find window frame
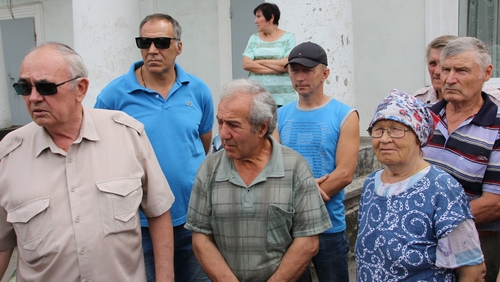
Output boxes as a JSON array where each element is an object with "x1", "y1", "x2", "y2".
[{"x1": 426, "y1": 0, "x2": 500, "y2": 88}]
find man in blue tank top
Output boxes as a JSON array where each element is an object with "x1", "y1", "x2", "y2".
[{"x1": 274, "y1": 42, "x2": 360, "y2": 282}]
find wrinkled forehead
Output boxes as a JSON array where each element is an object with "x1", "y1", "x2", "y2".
[
  {"x1": 441, "y1": 50, "x2": 478, "y2": 65},
  {"x1": 20, "y1": 48, "x2": 67, "y2": 81},
  {"x1": 218, "y1": 96, "x2": 251, "y2": 117}
]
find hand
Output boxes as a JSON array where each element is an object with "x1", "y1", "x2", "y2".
[{"x1": 315, "y1": 175, "x2": 330, "y2": 202}]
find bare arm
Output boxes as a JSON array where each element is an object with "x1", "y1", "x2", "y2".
[
  {"x1": 320, "y1": 112, "x2": 360, "y2": 198},
  {"x1": 0, "y1": 249, "x2": 14, "y2": 280},
  {"x1": 192, "y1": 232, "x2": 238, "y2": 282},
  {"x1": 469, "y1": 192, "x2": 500, "y2": 227},
  {"x1": 147, "y1": 211, "x2": 174, "y2": 282},
  {"x1": 456, "y1": 262, "x2": 486, "y2": 282},
  {"x1": 267, "y1": 236, "x2": 319, "y2": 282},
  {"x1": 316, "y1": 174, "x2": 330, "y2": 202},
  {"x1": 200, "y1": 131, "x2": 212, "y2": 155},
  {"x1": 242, "y1": 56, "x2": 284, "y2": 75},
  {"x1": 254, "y1": 57, "x2": 289, "y2": 73}
]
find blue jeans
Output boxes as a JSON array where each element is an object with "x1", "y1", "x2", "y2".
[
  {"x1": 312, "y1": 230, "x2": 350, "y2": 282},
  {"x1": 142, "y1": 225, "x2": 209, "y2": 282}
]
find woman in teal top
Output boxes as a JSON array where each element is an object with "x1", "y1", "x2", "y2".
[{"x1": 242, "y1": 3, "x2": 297, "y2": 106}]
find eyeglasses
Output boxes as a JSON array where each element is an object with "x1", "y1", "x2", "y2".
[
  {"x1": 135, "y1": 37, "x2": 179, "y2": 49},
  {"x1": 368, "y1": 126, "x2": 410, "y2": 138},
  {"x1": 12, "y1": 76, "x2": 81, "y2": 96}
]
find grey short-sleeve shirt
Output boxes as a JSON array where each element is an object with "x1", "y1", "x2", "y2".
[{"x1": 185, "y1": 137, "x2": 332, "y2": 281}]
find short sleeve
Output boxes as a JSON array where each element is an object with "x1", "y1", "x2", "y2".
[
  {"x1": 436, "y1": 219, "x2": 484, "y2": 268},
  {"x1": 185, "y1": 162, "x2": 213, "y2": 234},
  {"x1": 290, "y1": 157, "x2": 332, "y2": 237},
  {"x1": 242, "y1": 34, "x2": 258, "y2": 60}
]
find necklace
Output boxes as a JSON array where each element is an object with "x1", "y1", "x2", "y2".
[{"x1": 140, "y1": 65, "x2": 147, "y2": 88}]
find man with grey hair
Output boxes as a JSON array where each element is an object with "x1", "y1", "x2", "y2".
[
  {"x1": 423, "y1": 37, "x2": 500, "y2": 282},
  {"x1": 0, "y1": 42, "x2": 175, "y2": 281},
  {"x1": 95, "y1": 13, "x2": 213, "y2": 281},
  {"x1": 414, "y1": 35, "x2": 500, "y2": 107},
  {"x1": 185, "y1": 79, "x2": 332, "y2": 281}
]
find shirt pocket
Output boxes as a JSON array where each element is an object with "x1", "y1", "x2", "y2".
[
  {"x1": 267, "y1": 204, "x2": 295, "y2": 247},
  {"x1": 6, "y1": 197, "x2": 58, "y2": 264},
  {"x1": 96, "y1": 178, "x2": 143, "y2": 237}
]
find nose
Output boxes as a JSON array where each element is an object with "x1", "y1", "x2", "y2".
[
  {"x1": 218, "y1": 123, "x2": 231, "y2": 140},
  {"x1": 27, "y1": 85, "x2": 43, "y2": 102},
  {"x1": 379, "y1": 130, "x2": 393, "y2": 142},
  {"x1": 443, "y1": 70, "x2": 457, "y2": 85},
  {"x1": 254, "y1": 17, "x2": 258, "y2": 24},
  {"x1": 295, "y1": 71, "x2": 305, "y2": 81},
  {"x1": 434, "y1": 63, "x2": 441, "y2": 76},
  {"x1": 147, "y1": 43, "x2": 159, "y2": 53}
]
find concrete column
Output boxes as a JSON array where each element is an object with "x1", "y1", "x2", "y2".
[
  {"x1": 0, "y1": 27, "x2": 12, "y2": 129},
  {"x1": 272, "y1": 0, "x2": 356, "y2": 107},
  {"x1": 72, "y1": 0, "x2": 143, "y2": 108}
]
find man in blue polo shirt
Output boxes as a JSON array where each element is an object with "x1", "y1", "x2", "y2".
[
  {"x1": 95, "y1": 14, "x2": 213, "y2": 282},
  {"x1": 423, "y1": 37, "x2": 500, "y2": 282}
]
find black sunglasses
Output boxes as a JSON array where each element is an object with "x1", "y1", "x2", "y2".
[
  {"x1": 13, "y1": 76, "x2": 81, "y2": 96},
  {"x1": 135, "y1": 37, "x2": 179, "y2": 49}
]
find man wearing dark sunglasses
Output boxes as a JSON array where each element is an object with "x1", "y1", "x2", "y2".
[
  {"x1": 95, "y1": 13, "x2": 213, "y2": 282},
  {"x1": 0, "y1": 42, "x2": 175, "y2": 281}
]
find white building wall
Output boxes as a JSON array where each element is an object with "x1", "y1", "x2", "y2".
[
  {"x1": 156, "y1": 0, "x2": 222, "y2": 105},
  {"x1": 0, "y1": 27, "x2": 11, "y2": 129},
  {"x1": 351, "y1": 0, "x2": 426, "y2": 135},
  {"x1": 275, "y1": 0, "x2": 356, "y2": 107},
  {"x1": 73, "y1": 0, "x2": 142, "y2": 108}
]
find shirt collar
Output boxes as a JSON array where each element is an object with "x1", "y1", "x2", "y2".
[
  {"x1": 128, "y1": 61, "x2": 189, "y2": 94},
  {"x1": 430, "y1": 92, "x2": 498, "y2": 126},
  {"x1": 35, "y1": 108, "x2": 100, "y2": 157},
  {"x1": 215, "y1": 137, "x2": 285, "y2": 186}
]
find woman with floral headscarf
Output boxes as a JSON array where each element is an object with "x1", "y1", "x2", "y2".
[{"x1": 355, "y1": 89, "x2": 485, "y2": 281}]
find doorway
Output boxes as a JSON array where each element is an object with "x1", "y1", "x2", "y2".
[
  {"x1": 230, "y1": 0, "x2": 261, "y2": 79},
  {"x1": 0, "y1": 17, "x2": 36, "y2": 126}
]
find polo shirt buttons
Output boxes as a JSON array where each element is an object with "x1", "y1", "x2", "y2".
[
  {"x1": 75, "y1": 216, "x2": 80, "y2": 223},
  {"x1": 79, "y1": 248, "x2": 85, "y2": 255}
]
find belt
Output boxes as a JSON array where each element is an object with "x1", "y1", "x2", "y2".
[{"x1": 478, "y1": 230, "x2": 500, "y2": 237}]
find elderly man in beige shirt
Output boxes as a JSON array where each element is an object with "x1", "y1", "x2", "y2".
[{"x1": 0, "y1": 42, "x2": 175, "y2": 281}]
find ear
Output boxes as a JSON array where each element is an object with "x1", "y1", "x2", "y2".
[
  {"x1": 258, "y1": 122, "x2": 269, "y2": 138},
  {"x1": 483, "y1": 63, "x2": 493, "y2": 82},
  {"x1": 75, "y1": 78, "x2": 89, "y2": 103},
  {"x1": 176, "y1": 41, "x2": 183, "y2": 56},
  {"x1": 322, "y1": 67, "x2": 330, "y2": 82}
]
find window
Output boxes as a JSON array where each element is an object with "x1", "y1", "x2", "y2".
[{"x1": 459, "y1": 0, "x2": 500, "y2": 85}]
